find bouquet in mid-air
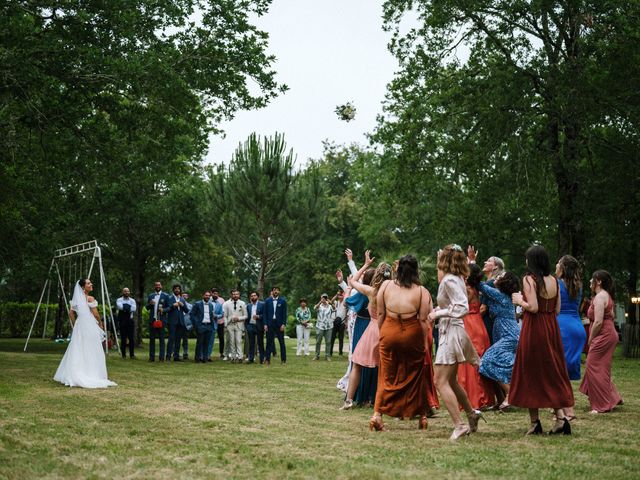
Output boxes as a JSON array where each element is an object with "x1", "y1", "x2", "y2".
[{"x1": 335, "y1": 102, "x2": 356, "y2": 122}]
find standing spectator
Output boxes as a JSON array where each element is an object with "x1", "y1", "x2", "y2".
[
  {"x1": 223, "y1": 289, "x2": 247, "y2": 363},
  {"x1": 211, "y1": 288, "x2": 226, "y2": 359},
  {"x1": 146, "y1": 281, "x2": 170, "y2": 362},
  {"x1": 580, "y1": 270, "x2": 623, "y2": 413},
  {"x1": 180, "y1": 292, "x2": 193, "y2": 360},
  {"x1": 191, "y1": 291, "x2": 215, "y2": 363},
  {"x1": 246, "y1": 291, "x2": 265, "y2": 364},
  {"x1": 116, "y1": 287, "x2": 137, "y2": 359},
  {"x1": 264, "y1": 286, "x2": 288, "y2": 365},
  {"x1": 510, "y1": 245, "x2": 574, "y2": 435},
  {"x1": 166, "y1": 284, "x2": 189, "y2": 362},
  {"x1": 330, "y1": 290, "x2": 347, "y2": 356},
  {"x1": 314, "y1": 294, "x2": 334, "y2": 361},
  {"x1": 295, "y1": 298, "x2": 312, "y2": 356},
  {"x1": 205, "y1": 293, "x2": 224, "y2": 361}
]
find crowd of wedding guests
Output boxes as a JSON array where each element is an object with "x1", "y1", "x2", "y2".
[
  {"x1": 334, "y1": 245, "x2": 624, "y2": 440},
  {"x1": 115, "y1": 284, "x2": 349, "y2": 366}
]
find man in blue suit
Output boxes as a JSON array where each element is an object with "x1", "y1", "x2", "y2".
[
  {"x1": 190, "y1": 290, "x2": 215, "y2": 363},
  {"x1": 264, "y1": 286, "x2": 287, "y2": 365},
  {"x1": 166, "y1": 284, "x2": 189, "y2": 361},
  {"x1": 146, "y1": 281, "x2": 170, "y2": 362},
  {"x1": 245, "y1": 291, "x2": 265, "y2": 364}
]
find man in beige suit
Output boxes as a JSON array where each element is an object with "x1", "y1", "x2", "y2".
[{"x1": 223, "y1": 289, "x2": 248, "y2": 364}]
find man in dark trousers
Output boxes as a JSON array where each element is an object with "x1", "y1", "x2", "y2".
[
  {"x1": 166, "y1": 284, "x2": 189, "y2": 361},
  {"x1": 245, "y1": 291, "x2": 265, "y2": 364},
  {"x1": 116, "y1": 287, "x2": 137, "y2": 359},
  {"x1": 190, "y1": 290, "x2": 215, "y2": 363},
  {"x1": 146, "y1": 281, "x2": 170, "y2": 362},
  {"x1": 264, "y1": 286, "x2": 287, "y2": 365}
]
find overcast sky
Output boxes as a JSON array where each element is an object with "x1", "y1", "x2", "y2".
[{"x1": 205, "y1": 0, "x2": 400, "y2": 167}]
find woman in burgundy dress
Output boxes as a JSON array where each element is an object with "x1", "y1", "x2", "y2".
[
  {"x1": 580, "y1": 270, "x2": 623, "y2": 413},
  {"x1": 510, "y1": 245, "x2": 574, "y2": 435}
]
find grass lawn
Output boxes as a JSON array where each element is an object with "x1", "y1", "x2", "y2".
[{"x1": 0, "y1": 338, "x2": 638, "y2": 479}]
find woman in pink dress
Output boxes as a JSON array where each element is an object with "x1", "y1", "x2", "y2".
[
  {"x1": 341, "y1": 259, "x2": 392, "y2": 409},
  {"x1": 580, "y1": 270, "x2": 623, "y2": 413}
]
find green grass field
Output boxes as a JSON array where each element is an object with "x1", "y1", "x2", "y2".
[{"x1": 0, "y1": 338, "x2": 638, "y2": 479}]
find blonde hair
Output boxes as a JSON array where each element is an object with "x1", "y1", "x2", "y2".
[
  {"x1": 371, "y1": 262, "x2": 393, "y2": 295},
  {"x1": 437, "y1": 244, "x2": 470, "y2": 277}
]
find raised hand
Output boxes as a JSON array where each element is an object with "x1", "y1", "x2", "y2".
[
  {"x1": 364, "y1": 249, "x2": 375, "y2": 266},
  {"x1": 467, "y1": 245, "x2": 478, "y2": 262},
  {"x1": 344, "y1": 248, "x2": 353, "y2": 262},
  {"x1": 336, "y1": 269, "x2": 344, "y2": 283}
]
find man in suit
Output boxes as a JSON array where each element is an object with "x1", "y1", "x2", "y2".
[
  {"x1": 211, "y1": 288, "x2": 226, "y2": 358},
  {"x1": 166, "y1": 284, "x2": 189, "y2": 361},
  {"x1": 223, "y1": 289, "x2": 247, "y2": 363},
  {"x1": 190, "y1": 290, "x2": 215, "y2": 363},
  {"x1": 146, "y1": 281, "x2": 170, "y2": 362},
  {"x1": 206, "y1": 292, "x2": 224, "y2": 361},
  {"x1": 264, "y1": 286, "x2": 287, "y2": 365},
  {"x1": 180, "y1": 292, "x2": 193, "y2": 360},
  {"x1": 245, "y1": 291, "x2": 265, "y2": 364},
  {"x1": 116, "y1": 287, "x2": 137, "y2": 359}
]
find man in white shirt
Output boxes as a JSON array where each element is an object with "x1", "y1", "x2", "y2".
[
  {"x1": 116, "y1": 287, "x2": 137, "y2": 359},
  {"x1": 223, "y1": 289, "x2": 248, "y2": 363}
]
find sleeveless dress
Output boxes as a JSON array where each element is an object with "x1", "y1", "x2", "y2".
[
  {"x1": 350, "y1": 302, "x2": 378, "y2": 405},
  {"x1": 351, "y1": 304, "x2": 380, "y2": 368},
  {"x1": 54, "y1": 300, "x2": 117, "y2": 388},
  {"x1": 509, "y1": 278, "x2": 573, "y2": 408},
  {"x1": 457, "y1": 297, "x2": 495, "y2": 409},
  {"x1": 375, "y1": 287, "x2": 427, "y2": 418},
  {"x1": 434, "y1": 274, "x2": 479, "y2": 365},
  {"x1": 579, "y1": 297, "x2": 622, "y2": 412},
  {"x1": 557, "y1": 280, "x2": 586, "y2": 380},
  {"x1": 478, "y1": 282, "x2": 520, "y2": 384}
]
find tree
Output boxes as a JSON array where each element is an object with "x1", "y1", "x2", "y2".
[
  {"x1": 212, "y1": 133, "x2": 321, "y2": 297},
  {"x1": 379, "y1": 0, "x2": 640, "y2": 263}
]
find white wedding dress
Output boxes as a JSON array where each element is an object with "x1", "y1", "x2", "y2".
[{"x1": 54, "y1": 283, "x2": 117, "y2": 388}]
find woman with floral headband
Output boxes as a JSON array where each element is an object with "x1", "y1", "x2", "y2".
[{"x1": 429, "y1": 244, "x2": 484, "y2": 441}]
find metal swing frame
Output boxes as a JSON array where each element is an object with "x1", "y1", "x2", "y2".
[{"x1": 24, "y1": 240, "x2": 119, "y2": 353}]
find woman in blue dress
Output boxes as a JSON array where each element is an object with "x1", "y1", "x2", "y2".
[
  {"x1": 477, "y1": 272, "x2": 521, "y2": 410},
  {"x1": 555, "y1": 255, "x2": 586, "y2": 420}
]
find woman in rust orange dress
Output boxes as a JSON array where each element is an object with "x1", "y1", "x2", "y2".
[
  {"x1": 457, "y1": 263, "x2": 494, "y2": 410},
  {"x1": 369, "y1": 255, "x2": 433, "y2": 431},
  {"x1": 510, "y1": 245, "x2": 574, "y2": 435}
]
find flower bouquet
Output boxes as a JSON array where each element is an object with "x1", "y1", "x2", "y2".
[{"x1": 335, "y1": 102, "x2": 356, "y2": 122}]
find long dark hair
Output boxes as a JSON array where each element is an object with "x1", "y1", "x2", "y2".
[
  {"x1": 592, "y1": 270, "x2": 615, "y2": 301},
  {"x1": 558, "y1": 255, "x2": 582, "y2": 300},
  {"x1": 466, "y1": 263, "x2": 483, "y2": 291},
  {"x1": 78, "y1": 278, "x2": 90, "y2": 289},
  {"x1": 495, "y1": 272, "x2": 521, "y2": 296},
  {"x1": 396, "y1": 255, "x2": 421, "y2": 288},
  {"x1": 525, "y1": 245, "x2": 551, "y2": 295}
]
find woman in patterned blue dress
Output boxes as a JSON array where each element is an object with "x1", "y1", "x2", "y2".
[{"x1": 478, "y1": 272, "x2": 521, "y2": 410}]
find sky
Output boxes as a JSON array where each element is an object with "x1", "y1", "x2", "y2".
[{"x1": 204, "y1": 0, "x2": 401, "y2": 167}]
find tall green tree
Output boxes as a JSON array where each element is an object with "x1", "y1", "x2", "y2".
[{"x1": 213, "y1": 133, "x2": 321, "y2": 297}]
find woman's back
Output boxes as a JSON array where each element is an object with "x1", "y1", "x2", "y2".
[
  {"x1": 383, "y1": 282, "x2": 424, "y2": 318},
  {"x1": 558, "y1": 280, "x2": 581, "y2": 317}
]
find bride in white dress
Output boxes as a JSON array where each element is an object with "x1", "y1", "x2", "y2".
[{"x1": 54, "y1": 279, "x2": 117, "y2": 388}]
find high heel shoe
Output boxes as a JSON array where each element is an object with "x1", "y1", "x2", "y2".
[
  {"x1": 548, "y1": 418, "x2": 571, "y2": 435},
  {"x1": 525, "y1": 419, "x2": 543, "y2": 435},
  {"x1": 467, "y1": 409, "x2": 487, "y2": 433},
  {"x1": 449, "y1": 424, "x2": 470, "y2": 442},
  {"x1": 369, "y1": 415, "x2": 386, "y2": 432},
  {"x1": 418, "y1": 415, "x2": 428, "y2": 430}
]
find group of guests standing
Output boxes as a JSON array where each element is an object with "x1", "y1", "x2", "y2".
[
  {"x1": 128, "y1": 283, "x2": 288, "y2": 365},
  {"x1": 294, "y1": 291, "x2": 347, "y2": 360},
  {"x1": 336, "y1": 245, "x2": 623, "y2": 440}
]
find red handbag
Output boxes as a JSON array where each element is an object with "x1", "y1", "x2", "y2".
[{"x1": 152, "y1": 320, "x2": 163, "y2": 329}]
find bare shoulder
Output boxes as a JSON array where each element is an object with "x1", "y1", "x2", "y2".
[{"x1": 87, "y1": 295, "x2": 96, "y2": 303}]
